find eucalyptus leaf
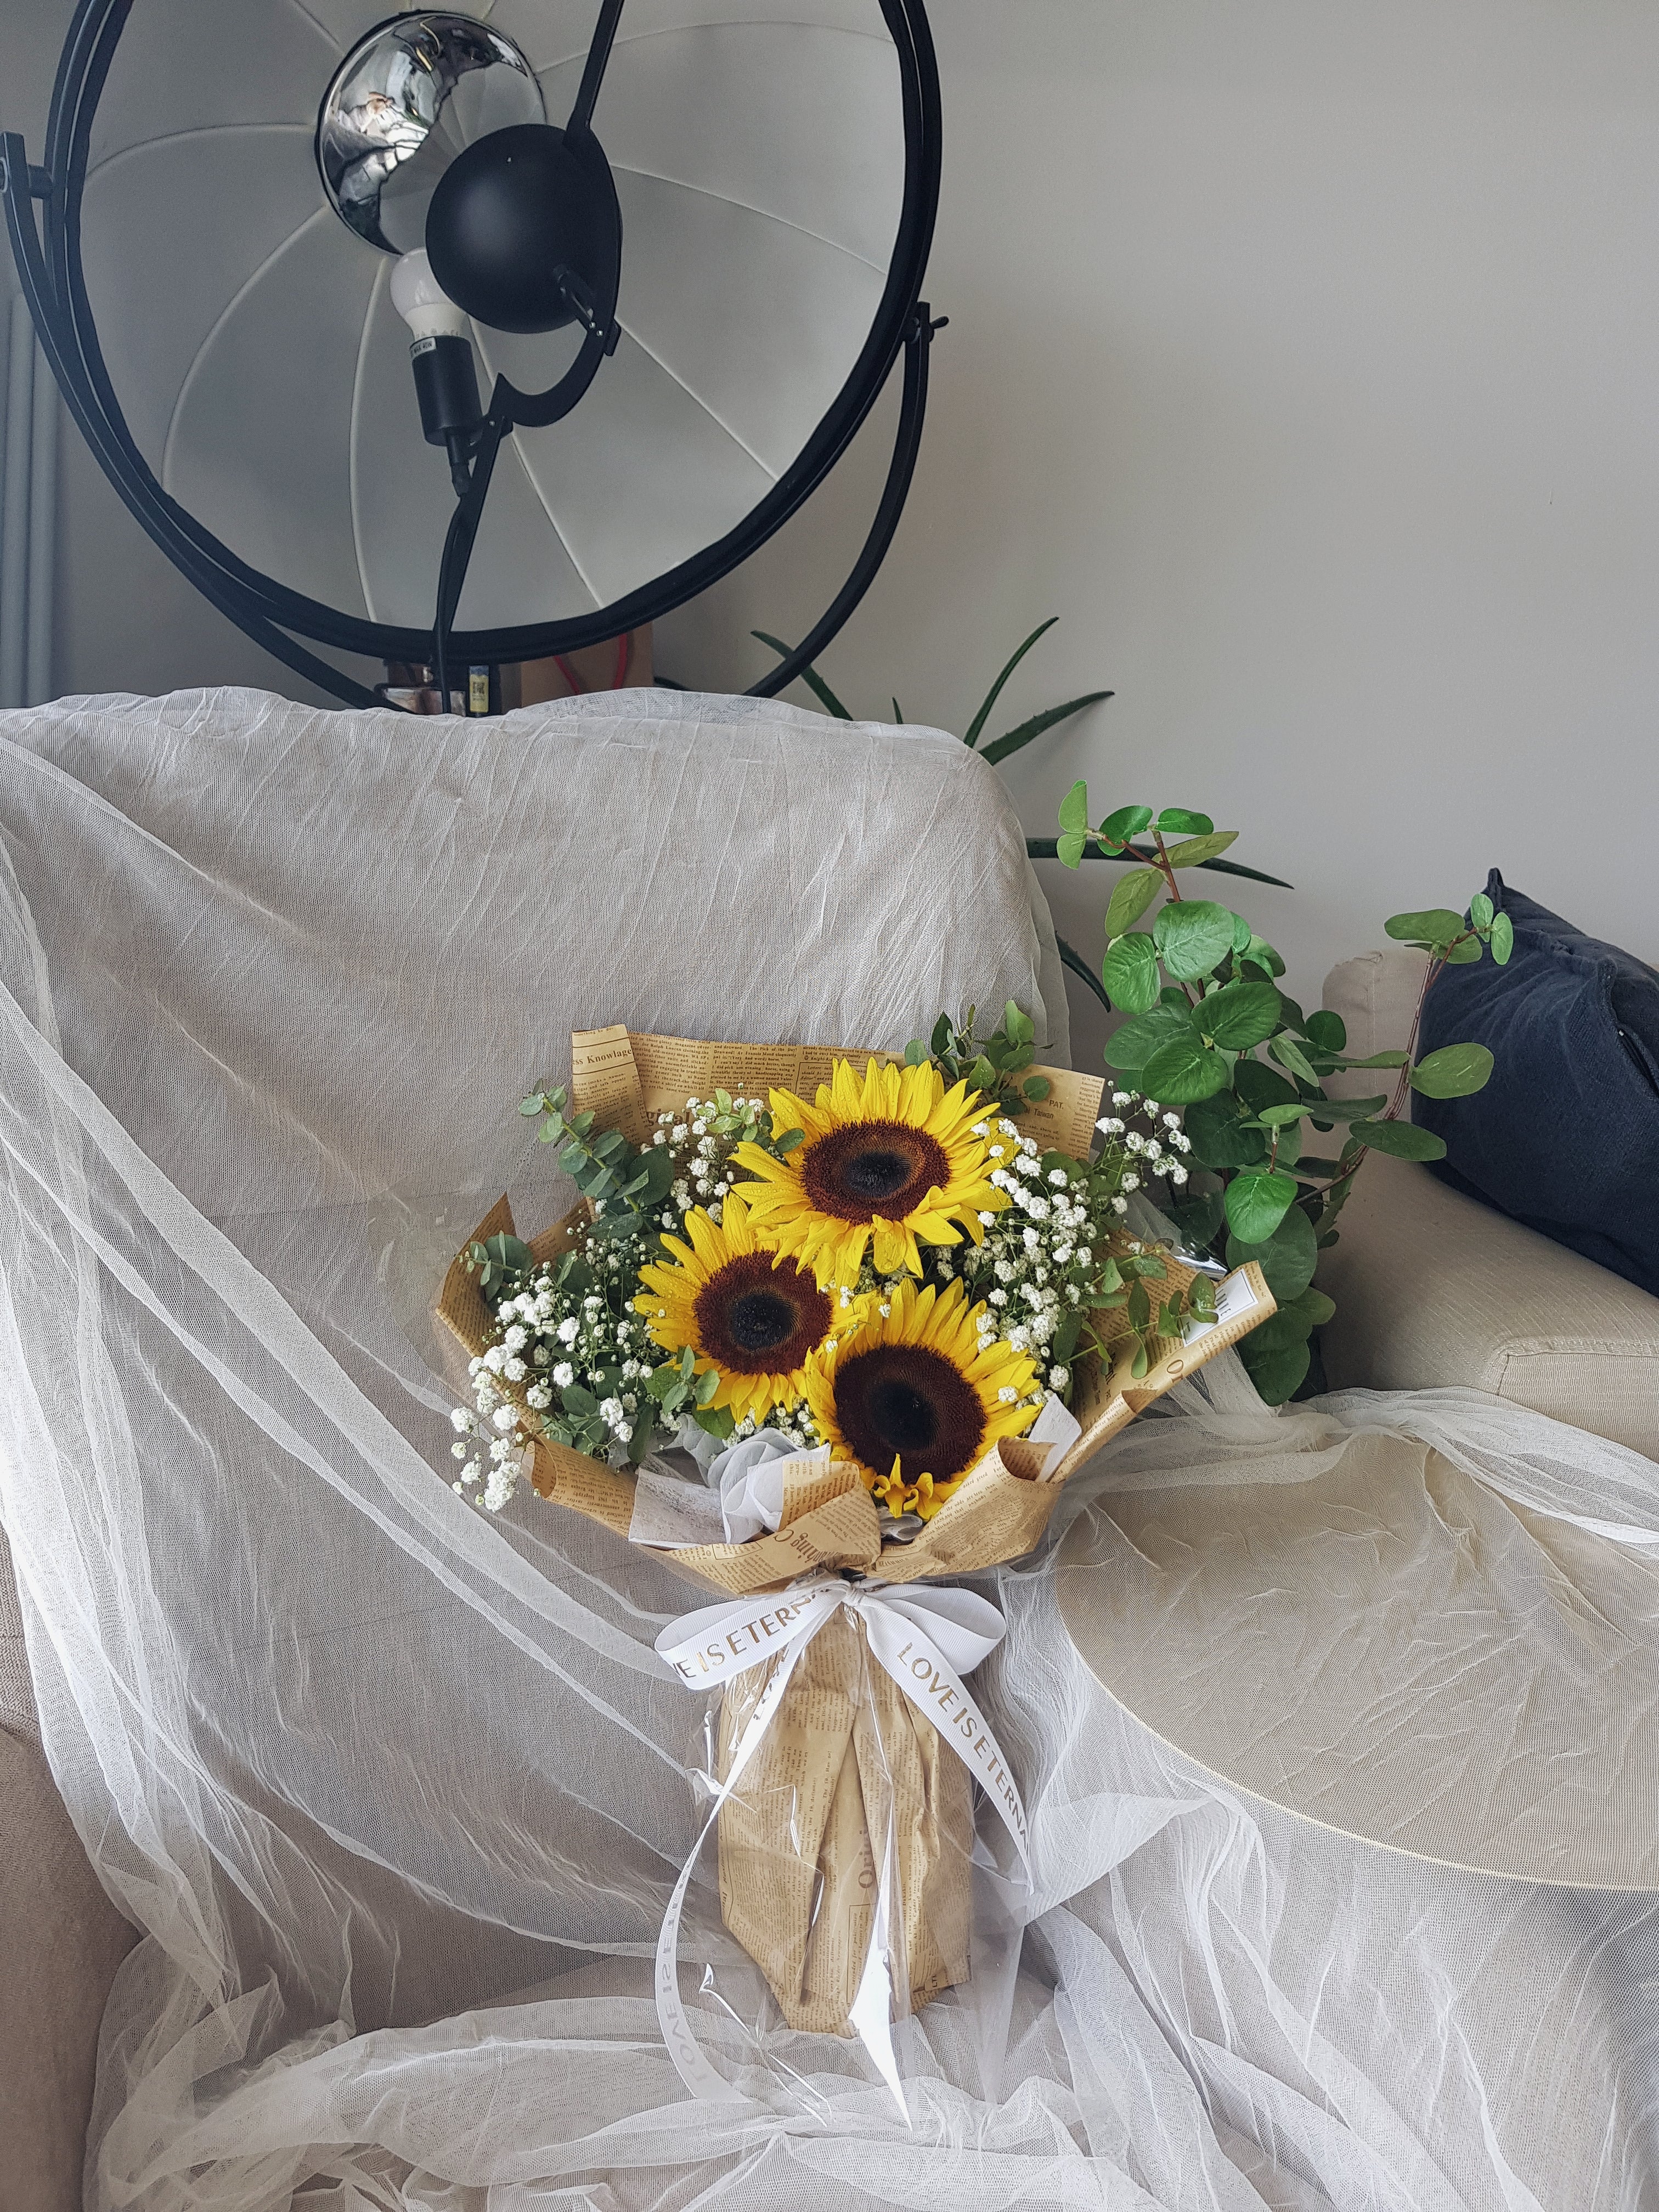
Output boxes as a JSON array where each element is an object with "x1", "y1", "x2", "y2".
[
  {"x1": 1227, "y1": 1203, "x2": 1317, "y2": 1302},
  {"x1": 1232, "y1": 1059, "x2": 1299, "y2": 1115},
  {"x1": 1385, "y1": 908, "x2": 1465, "y2": 945},
  {"x1": 1289, "y1": 1286, "x2": 1338, "y2": 1329},
  {"x1": 1195, "y1": 978, "x2": 1282, "y2": 1050},
  {"x1": 1239, "y1": 1337, "x2": 1312, "y2": 1406},
  {"x1": 1171, "y1": 1186, "x2": 1227, "y2": 1248},
  {"x1": 1224, "y1": 1169, "x2": 1299, "y2": 1244},
  {"x1": 1101, "y1": 932, "x2": 1160, "y2": 1013},
  {"x1": 1163, "y1": 831, "x2": 1238, "y2": 867},
  {"x1": 1302, "y1": 1008, "x2": 1347, "y2": 1054},
  {"x1": 1243, "y1": 1306, "x2": 1319, "y2": 1356},
  {"x1": 1268, "y1": 1032, "x2": 1320, "y2": 1086},
  {"x1": 1304, "y1": 1094, "x2": 1389, "y2": 1122},
  {"x1": 1139, "y1": 1033, "x2": 1232, "y2": 1104},
  {"x1": 1492, "y1": 912, "x2": 1514, "y2": 964},
  {"x1": 1153, "y1": 899, "x2": 1236, "y2": 981},
  {"x1": 1410, "y1": 1041, "x2": 1495, "y2": 1099},
  {"x1": 1102, "y1": 867, "x2": 1163, "y2": 939},
  {"x1": 1099, "y1": 804, "x2": 1154, "y2": 847},
  {"x1": 1156, "y1": 808, "x2": 1215, "y2": 836},
  {"x1": 1351, "y1": 1118, "x2": 1448, "y2": 1161},
  {"x1": 1470, "y1": 891, "x2": 1494, "y2": 928},
  {"x1": 1057, "y1": 831, "x2": 1088, "y2": 869},
  {"x1": 1058, "y1": 779, "x2": 1091, "y2": 833},
  {"x1": 1241, "y1": 934, "x2": 1286, "y2": 978},
  {"x1": 1104, "y1": 1000, "x2": 1195, "y2": 1074},
  {"x1": 1182, "y1": 1094, "x2": 1268, "y2": 1171}
]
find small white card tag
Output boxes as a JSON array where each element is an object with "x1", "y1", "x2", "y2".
[
  {"x1": 629, "y1": 1469, "x2": 728, "y2": 1550},
  {"x1": 1028, "y1": 1391, "x2": 1083, "y2": 1478}
]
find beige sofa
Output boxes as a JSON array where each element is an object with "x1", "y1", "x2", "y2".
[
  {"x1": 4, "y1": 947, "x2": 1655, "y2": 2209},
  {"x1": 1319, "y1": 948, "x2": 1659, "y2": 1456}
]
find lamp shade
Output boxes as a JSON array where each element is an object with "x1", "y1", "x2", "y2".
[{"x1": 48, "y1": 0, "x2": 933, "y2": 665}]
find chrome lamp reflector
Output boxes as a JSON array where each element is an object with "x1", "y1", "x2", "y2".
[{"x1": 2, "y1": 1, "x2": 941, "y2": 708}]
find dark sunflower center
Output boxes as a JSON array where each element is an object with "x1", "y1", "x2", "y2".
[
  {"x1": 799, "y1": 1120, "x2": 951, "y2": 1224},
  {"x1": 725, "y1": 1289, "x2": 797, "y2": 1354},
  {"x1": 692, "y1": 1251, "x2": 832, "y2": 1375},
  {"x1": 834, "y1": 1343, "x2": 987, "y2": 1491}
]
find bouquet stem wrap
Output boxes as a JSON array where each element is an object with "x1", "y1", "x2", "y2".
[{"x1": 656, "y1": 1578, "x2": 1026, "y2": 2102}]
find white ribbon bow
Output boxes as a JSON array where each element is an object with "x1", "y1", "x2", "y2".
[{"x1": 653, "y1": 1576, "x2": 1030, "y2": 2112}]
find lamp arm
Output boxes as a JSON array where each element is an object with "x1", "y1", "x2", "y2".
[
  {"x1": 431, "y1": 417, "x2": 506, "y2": 709},
  {"x1": 567, "y1": 0, "x2": 628, "y2": 139},
  {"x1": 747, "y1": 305, "x2": 944, "y2": 700}
]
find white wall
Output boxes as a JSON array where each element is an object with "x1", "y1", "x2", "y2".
[
  {"x1": 5, "y1": 2, "x2": 1657, "y2": 1046},
  {"x1": 660, "y1": 0, "x2": 1659, "y2": 1053}
]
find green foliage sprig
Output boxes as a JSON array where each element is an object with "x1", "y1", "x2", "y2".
[
  {"x1": 462, "y1": 1085, "x2": 679, "y2": 1305},
  {"x1": 517, "y1": 1084, "x2": 678, "y2": 1221},
  {"x1": 904, "y1": 1001, "x2": 1053, "y2": 1122},
  {"x1": 1060, "y1": 785, "x2": 1506, "y2": 1404}
]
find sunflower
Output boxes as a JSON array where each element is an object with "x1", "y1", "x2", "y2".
[
  {"x1": 731, "y1": 1058, "x2": 1007, "y2": 1289},
  {"x1": 803, "y1": 1278, "x2": 1040, "y2": 1520},
  {"x1": 634, "y1": 1189, "x2": 844, "y2": 1427}
]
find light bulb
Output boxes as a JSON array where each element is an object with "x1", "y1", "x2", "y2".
[
  {"x1": 391, "y1": 250, "x2": 484, "y2": 496},
  {"x1": 391, "y1": 250, "x2": 470, "y2": 345}
]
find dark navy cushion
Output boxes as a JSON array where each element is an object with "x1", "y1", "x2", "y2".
[{"x1": 1414, "y1": 871, "x2": 1659, "y2": 1299}]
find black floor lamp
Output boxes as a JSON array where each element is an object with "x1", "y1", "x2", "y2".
[{"x1": 2, "y1": 1, "x2": 942, "y2": 712}]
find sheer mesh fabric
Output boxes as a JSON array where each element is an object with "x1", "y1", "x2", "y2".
[{"x1": 0, "y1": 690, "x2": 1654, "y2": 2210}]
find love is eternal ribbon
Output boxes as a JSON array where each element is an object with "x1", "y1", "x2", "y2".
[{"x1": 653, "y1": 1576, "x2": 1031, "y2": 2112}]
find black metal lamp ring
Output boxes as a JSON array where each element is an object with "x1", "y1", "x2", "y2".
[{"x1": 3, "y1": 0, "x2": 943, "y2": 708}]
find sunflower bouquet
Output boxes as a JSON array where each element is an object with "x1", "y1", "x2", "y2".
[{"x1": 438, "y1": 1019, "x2": 1274, "y2": 2072}]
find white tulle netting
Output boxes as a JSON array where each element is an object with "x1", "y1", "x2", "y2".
[{"x1": 2, "y1": 688, "x2": 1657, "y2": 2211}]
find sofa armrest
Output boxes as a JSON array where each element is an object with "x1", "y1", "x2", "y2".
[
  {"x1": 2, "y1": 1528, "x2": 138, "y2": 2212},
  {"x1": 1318, "y1": 1152, "x2": 1659, "y2": 1458}
]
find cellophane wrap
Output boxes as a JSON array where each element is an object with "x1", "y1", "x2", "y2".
[{"x1": 715, "y1": 1604, "x2": 973, "y2": 2034}]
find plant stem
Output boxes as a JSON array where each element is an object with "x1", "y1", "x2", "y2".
[{"x1": 1384, "y1": 936, "x2": 1466, "y2": 1121}]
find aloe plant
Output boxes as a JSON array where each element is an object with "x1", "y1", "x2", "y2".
[
  {"x1": 754, "y1": 623, "x2": 1293, "y2": 1014},
  {"x1": 754, "y1": 616, "x2": 1108, "y2": 768}
]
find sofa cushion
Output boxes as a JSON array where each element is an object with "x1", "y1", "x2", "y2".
[
  {"x1": 1413, "y1": 872, "x2": 1659, "y2": 1300},
  {"x1": 1319, "y1": 947, "x2": 1429, "y2": 1099},
  {"x1": 1316, "y1": 1153, "x2": 1659, "y2": 1458}
]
